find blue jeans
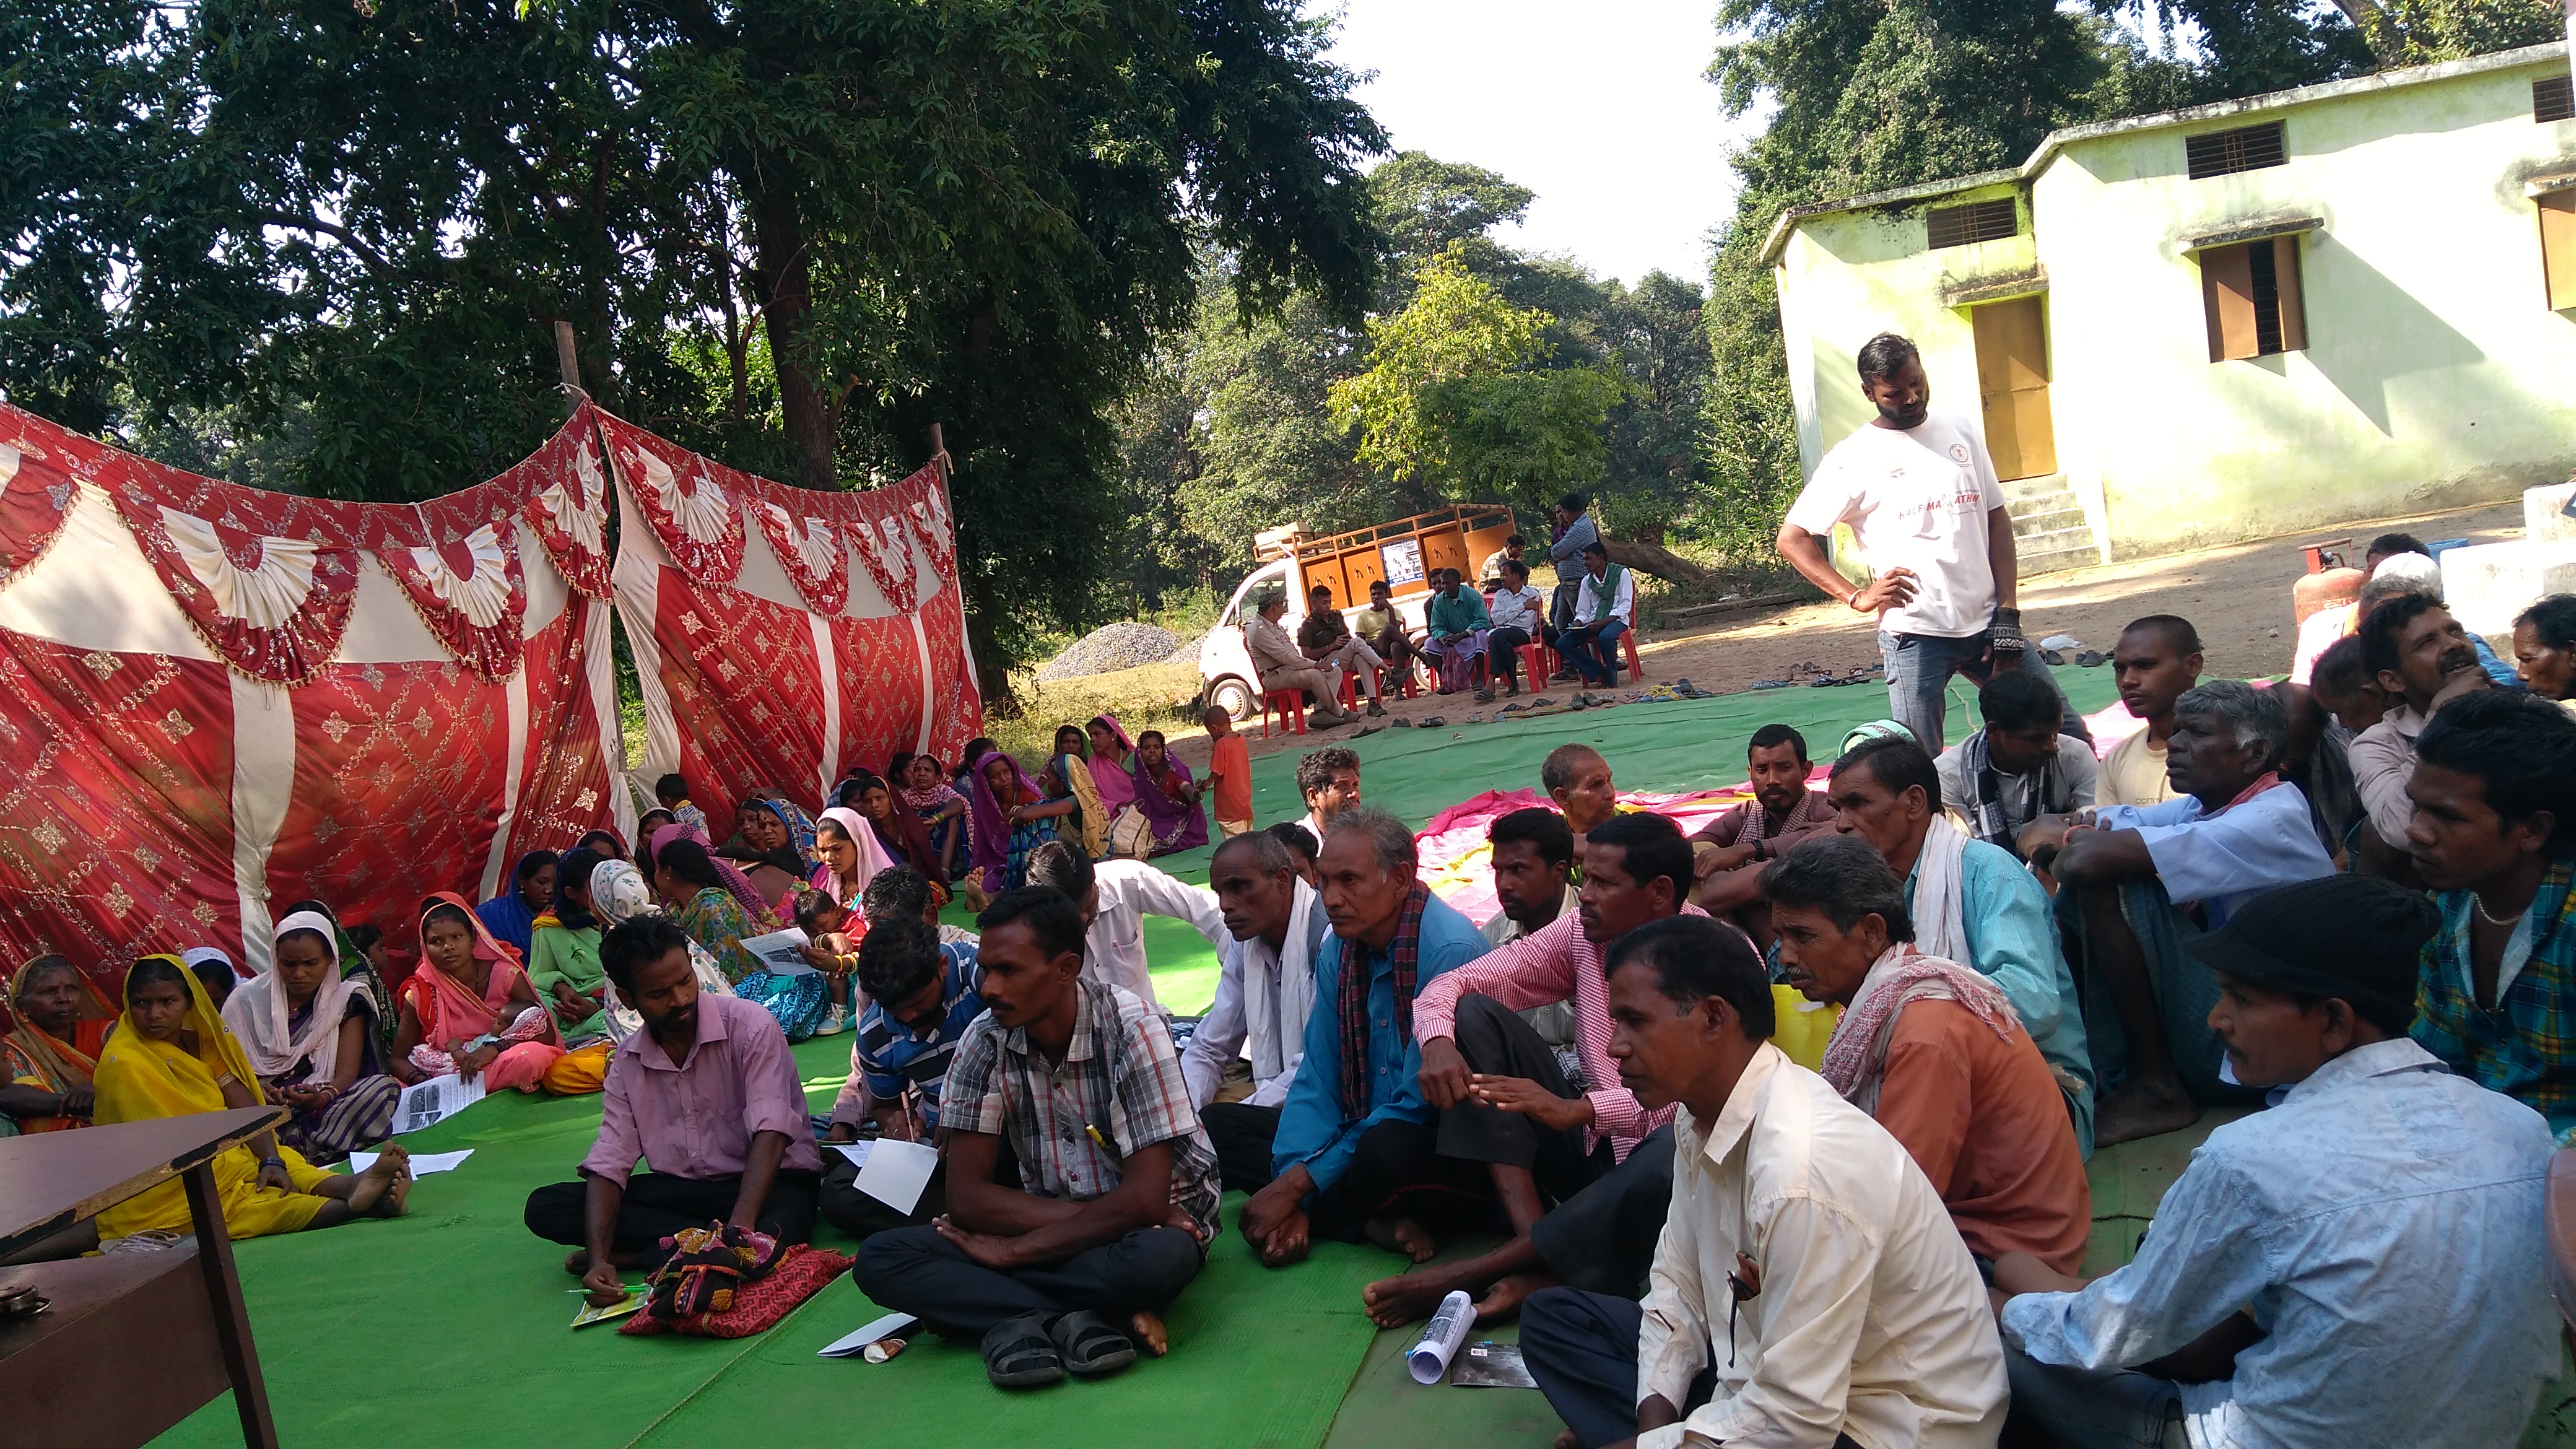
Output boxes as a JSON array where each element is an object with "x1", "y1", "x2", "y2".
[
  {"x1": 1565, "y1": 618, "x2": 1628, "y2": 686},
  {"x1": 1878, "y1": 627, "x2": 2087, "y2": 752},
  {"x1": 2004, "y1": 1344, "x2": 2191, "y2": 1449}
]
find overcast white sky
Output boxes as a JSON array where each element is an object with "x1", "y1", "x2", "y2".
[{"x1": 1318, "y1": 0, "x2": 1769, "y2": 290}]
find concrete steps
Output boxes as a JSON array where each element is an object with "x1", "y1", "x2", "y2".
[{"x1": 2002, "y1": 472, "x2": 2099, "y2": 577}]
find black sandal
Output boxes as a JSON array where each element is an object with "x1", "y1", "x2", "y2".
[
  {"x1": 981, "y1": 1311, "x2": 1064, "y2": 1388},
  {"x1": 1048, "y1": 1309, "x2": 1138, "y2": 1377}
]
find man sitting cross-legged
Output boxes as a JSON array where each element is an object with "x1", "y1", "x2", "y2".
[
  {"x1": 2352, "y1": 591, "x2": 2491, "y2": 874},
  {"x1": 1026, "y1": 840, "x2": 1225, "y2": 1017},
  {"x1": 2405, "y1": 690, "x2": 2576, "y2": 1141},
  {"x1": 1520, "y1": 915, "x2": 2008, "y2": 1449},
  {"x1": 2021, "y1": 680, "x2": 2335, "y2": 1146},
  {"x1": 1763, "y1": 835, "x2": 2089, "y2": 1276},
  {"x1": 1996, "y1": 874, "x2": 2559, "y2": 1449},
  {"x1": 526, "y1": 916, "x2": 824, "y2": 1298},
  {"x1": 817, "y1": 903, "x2": 982, "y2": 1242},
  {"x1": 1826, "y1": 734, "x2": 2097, "y2": 1155},
  {"x1": 1364, "y1": 814, "x2": 1706, "y2": 1329},
  {"x1": 1237, "y1": 809, "x2": 1494, "y2": 1268},
  {"x1": 1180, "y1": 829, "x2": 1331, "y2": 1191},
  {"x1": 855, "y1": 887, "x2": 1220, "y2": 1388},
  {"x1": 1690, "y1": 723, "x2": 1838, "y2": 946}
]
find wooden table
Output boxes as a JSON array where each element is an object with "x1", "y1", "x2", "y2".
[{"x1": 0, "y1": 1107, "x2": 287, "y2": 1449}]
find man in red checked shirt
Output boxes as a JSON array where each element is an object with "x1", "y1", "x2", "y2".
[{"x1": 1358, "y1": 812, "x2": 1719, "y2": 1328}]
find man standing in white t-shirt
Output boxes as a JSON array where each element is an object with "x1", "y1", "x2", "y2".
[{"x1": 1774, "y1": 332, "x2": 2082, "y2": 752}]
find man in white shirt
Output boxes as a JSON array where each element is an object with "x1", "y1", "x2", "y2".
[
  {"x1": 1244, "y1": 588, "x2": 1357, "y2": 729},
  {"x1": 1295, "y1": 746, "x2": 1362, "y2": 845},
  {"x1": 1025, "y1": 842, "x2": 1225, "y2": 1016},
  {"x1": 1935, "y1": 667, "x2": 2097, "y2": 858},
  {"x1": 2024, "y1": 681, "x2": 2336, "y2": 1146},
  {"x1": 2099, "y1": 615, "x2": 2202, "y2": 807},
  {"x1": 1774, "y1": 331, "x2": 2080, "y2": 752},
  {"x1": 1520, "y1": 913, "x2": 2006, "y2": 1449},
  {"x1": 1181, "y1": 830, "x2": 1329, "y2": 1191},
  {"x1": 1562, "y1": 541, "x2": 1634, "y2": 688},
  {"x1": 1484, "y1": 558, "x2": 1551, "y2": 695},
  {"x1": 1479, "y1": 532, "x2": 1529, "y2": 585},
  {"x1": 2351, "y1": 591, "x2": 2489, "y2": 858}
]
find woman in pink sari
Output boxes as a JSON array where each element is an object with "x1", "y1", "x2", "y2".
[
  {"x1": 1086, "y1": 715, "x2": 1139, "y2": 819},
  {"x1": 387, "y1": 893, "x2": 564, "y2": 1093}
]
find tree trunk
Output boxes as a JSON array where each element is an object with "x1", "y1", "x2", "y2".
[
  {"x1": 1602, "y1": 536, "x2": 1720, "y2": 590},
  {"x1": 745, "y1": 180, "x2": 840, "y2": 490}
]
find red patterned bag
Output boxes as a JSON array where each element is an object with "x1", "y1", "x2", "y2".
[{"x1": 619, "y1": 1243, "x2": 853, "y2": 1340}]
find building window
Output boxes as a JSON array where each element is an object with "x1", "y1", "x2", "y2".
[
  {"x1": 2541, "y1": 76, "x2": 2574, "y2": 125},
  {"x1": 2543, "y1": 189, "x2": 2576, "y2": 311},
  {"x1": 2185, "y1": 122, "x2": 2287, "y2": 180},
  {"x1": 2200, "y1": 235, "x2": 2307, "y2": 361},
  {"x1": 1926, "y1": 198, "x2": 2019, "y2": 250}
]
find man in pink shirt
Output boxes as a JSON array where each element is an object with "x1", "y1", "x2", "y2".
[
  {"x1": 1361, "y1": 812, "x2": 1705, "y2": 1327},
  {"x1": 525, "y1": 916, "x2": 824, "y2": 1300}
]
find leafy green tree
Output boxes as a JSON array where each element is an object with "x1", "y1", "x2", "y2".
[
  {"x1": 1328, "y1": 245, "x2": 1623, "y2": 510},
  {"x1": 0, "y1": 0, "x2": 1386, "y2": 682},
  {"x1": 2326, "y1": 0, "x2": 2568, "y2": 64}
]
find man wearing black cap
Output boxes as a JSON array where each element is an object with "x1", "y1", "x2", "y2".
[
  {"x1": 2405, "y1": 690, "x2": 2576, "y2": 1141},
  {"x1": 1991, "y1": 874, "x2": 2559, "y2": 1449}
]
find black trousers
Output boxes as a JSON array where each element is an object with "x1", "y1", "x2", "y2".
[
  {"x1": 1523, "y1": 1288, "x2": 1869, "y2": 1449},
  {"x1": 524, "y1": 1170, "x2": 820, "y2": 1267},
  {"x1": 1201, "y1": 1100, "x2": 1282, "y2": 1194},
  {"x1": 1528, "y1": 1124, "x2": 1675, "y2": 1299},
  {"x1": 1487, "y1": 626, "x2": 1533, "y2": 685},
  {"x1": 855, "y1": 1223, "x2": 1205, "y2": 1336},
  {"x1": 1307, "y1": 1118, "x2": 1498, "y2": 1243},
  {"x1": 1439, "y1": 993, "x2": 1603, "y2": 1203},
  {"x1": 818, "y1": 1155, "x2": 948, "y2": 1243}
]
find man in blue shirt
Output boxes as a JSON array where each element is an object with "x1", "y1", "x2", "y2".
[
  {"x1": 818, "y1": 909, "x2": 981, "y2": 1242},
  {"x1": 1825, "y1": 733, "x2": 2097, "y2": 1156},
  {"x1": 1238, "y1": 807, "x2": 1491, "y2": 1268},
  {"x1": 2029, "y1": 680, "x2": 2336, "y2": 1146},
  {"x1": 1994, "y1": 873, "x2": 2559, "y2": 1449}
]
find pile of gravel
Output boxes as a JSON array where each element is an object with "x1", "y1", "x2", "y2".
[{"x1": 1035, "y1": 620, "x2": 1191, "y2": 682}]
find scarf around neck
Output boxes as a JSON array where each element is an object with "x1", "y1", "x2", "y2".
[
  {"x1": 1338, "y1": 879, "x2": 1432, "y2": 1119},
  {"x1": 1819, "y1": 945, "x2": 2019, "y2": 1111},
  {"x1": 1585, "y1": 562, "x2": 1626, "y2": 615},
  {"x1": 225, "y1": 908, "x2": 361, "y2": 1082},
  {"x1": 1957, "y1": 729, "x2": 2064, "y2": 851},
  {"x1": 1911, "y1": 816, "x2": 1973, "y2": 965}
]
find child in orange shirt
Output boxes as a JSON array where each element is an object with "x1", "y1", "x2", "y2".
[{"x1": 1205, "y1": 704, "x2": 1254, "y2": 838}]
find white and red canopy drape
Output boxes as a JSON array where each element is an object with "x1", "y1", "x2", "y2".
[
  {"x1": 0, "y1": 401, "x2": 977, "y2": 994},
  {"x1": 599, "y1": 410, "x2": 981, "y2": 831}
]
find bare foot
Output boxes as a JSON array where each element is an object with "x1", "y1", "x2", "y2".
[
  {"x1": 1363, "y1": 1215, "x2": 1437, "y2": 1264},
  {"x1": 1362, "y1": 1266, "x2": 1471, "y2": 1328},
  {"x1": 1553, "y1": 1433, "x2": 1580, "y2": 1449},
  {"x1": 2094, "y1": 1077, "x2": 2200, "y2": 1147},
  {"x1": 1129, "y1": 1310, "x2": 1169, "y2": 1357},
  {"x1": 376, "y1": 1168, "x2": 414, "y2": 1219},
  {"x1": 344, "y1": 1147, "x2": 407, "y2": 1216},
  {"x1": 565, "y1": 1248, "x2": 592, "y2": 1276},
  {"x1": 1470, "y1": 1270, "x2": 1556, "y2": 1323}
]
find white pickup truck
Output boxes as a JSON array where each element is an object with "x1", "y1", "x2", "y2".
[{"x1": 1196, "y1": 505, "x2": 1516, "y2": 721}]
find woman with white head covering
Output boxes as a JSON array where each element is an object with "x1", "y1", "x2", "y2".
[
  {"x1": 220, "y1": 911, "x2": 402, "y2": 1165},
  {"x1": 586, "y1": 858, "x2": 734, "y2": 1045}
]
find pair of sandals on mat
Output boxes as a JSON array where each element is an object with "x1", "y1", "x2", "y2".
[{"x1": 980, "y1": 1308, "x2": 1150, "y2": 1387}]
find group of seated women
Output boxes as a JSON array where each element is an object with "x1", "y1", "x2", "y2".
[{"x1": 941, "y1": 715, "x2": 1211, "y2": 898}]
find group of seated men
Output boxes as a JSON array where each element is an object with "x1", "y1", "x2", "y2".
[{"x1": 515, "y1": 591, "x2": 2576, "y2": 1447}]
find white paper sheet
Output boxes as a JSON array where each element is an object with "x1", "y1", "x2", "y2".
[
  {"x1": 1408, "y1": 1290, "x2": 1476, "y2": 1385},
  {"x1": 825, "y1": 1142, "x2": 874, "y2": 1170},
  {"x1": 854, "y1": 1138, "x2": 938, "y2": 1215},
  {"x1": 738, "y1": 926, "x2": 816, "y2": 976},
  {"x1": 391, "y1": 1072, "x2": 487, "y2": 1134},
  {"x1": 817, "y1": 1312, "x2": 921, "y2": 1359},
  {"x1": 345, "y1": 1148, "x2": 474, "y2": 1176}
]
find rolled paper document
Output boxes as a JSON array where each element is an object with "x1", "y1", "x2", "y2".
[{"x1": 1407, "y1": 1289, "x2": 1476, "y2": 1385}]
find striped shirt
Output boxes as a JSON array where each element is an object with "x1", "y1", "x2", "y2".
[
  {"x1": 1692, "y1": 787, "x2": 1837, "y2": 848},
  {"x1": 943, "y1": 977, "x2": 1221, "y2": 1244},
  {"x1": 2414, "y1": 856, "x2": 2576, "y2": 1142},
  {"x1": 845, "y1": 941, "x2": 981, "y2": 1131}
]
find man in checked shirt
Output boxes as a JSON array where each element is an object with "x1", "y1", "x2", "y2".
[{"x1": 855, "y1": 886, "x2": 1221, "y2": 1390}]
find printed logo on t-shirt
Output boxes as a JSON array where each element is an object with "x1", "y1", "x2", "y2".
[{"x1": 1949, "y1": 443, "x2": 1970, "y2": 464}]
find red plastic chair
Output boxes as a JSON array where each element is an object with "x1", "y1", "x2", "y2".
[{"x1": 1260, "y1": 687, "x2": 1307, "y2": 739}]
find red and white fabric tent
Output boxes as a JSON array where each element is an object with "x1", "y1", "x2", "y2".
[{"x1": 0, "y1": 401, "x2": 978, "y2": 991}]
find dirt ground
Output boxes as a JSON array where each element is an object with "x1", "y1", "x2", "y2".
[{"x1": 1163, "y1": 495, "x2": 2524, "y2": 774}]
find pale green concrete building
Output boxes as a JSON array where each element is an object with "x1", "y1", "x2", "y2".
[{"x1": 1766, "y1": 43, "x2": 2576, "y2": 569}]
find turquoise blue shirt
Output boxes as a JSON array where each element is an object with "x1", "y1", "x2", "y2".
[
  {"x1": 1272, "y1": 894, "x2": 1489, "y2": 1193},
  {"x1": 1909, "y1": 838, "x2": 2097, "y2": 1157},
  {"x1": 1425, "y1": 587, "x2": 1491, "y2": 639}
]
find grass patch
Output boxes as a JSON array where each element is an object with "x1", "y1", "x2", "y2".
[{"x1": 985, "y1": 658, "x2": 1209, "y2": 762}]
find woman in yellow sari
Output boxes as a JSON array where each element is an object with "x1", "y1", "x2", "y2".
[{"x1": 91, "y1": 955, "x2": 411, "y2": 1246}]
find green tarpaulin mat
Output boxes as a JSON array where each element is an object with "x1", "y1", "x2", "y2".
[{"x1": 155, "y1": 666, "x2": 2149, "y2": 1448}]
